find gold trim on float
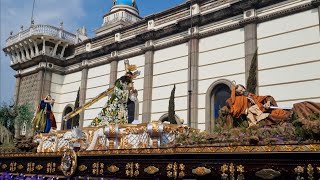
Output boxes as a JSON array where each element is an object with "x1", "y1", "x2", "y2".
[
  {"x1": 0, "y1": 144, "x2": 320, "y2": 157},
  {"x1": 192, "y1": 167, "x2": 211, "y2": 176},
  {"x1": 108, "y1": 165, "x2": 120, "y2": 173},
  {"x1": 35, "y1": 165, "x2": 43, "y2": 171},
  {"x1": 1, "y1": 164, "x2": 7, "y2": 169},
  {"x1": 61, "y1": 149, "x2": 77, "y2": 177},
  {"x1": 78, "y1": 165, "x2": 87, "y2": 172},
  {"x1": 144, "y1": 166, "x2": 159, "y2": 175},
  {"x1": 17, "y1": 164, "x2": 24, "y2": 170}
]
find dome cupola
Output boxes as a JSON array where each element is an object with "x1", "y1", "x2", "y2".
[
  {"x1": 111, "y1": 0, "x2": 139, "y2": 15},
  {"x1": 95, "y1": 0, "x2": 142, "y2": 36},
  {"x1": 114, "y1": 0, "x2": 138, "y2": 8}
]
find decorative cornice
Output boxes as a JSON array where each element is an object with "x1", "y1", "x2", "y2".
[
  {"x1": 10, "y1": 0, "x2": 318, "y2": 76},
  {"x1": 258, "y1": 0, "x2": 320, "y2": 23},
  {"x1": 10, "y1": 55, "x2": 65, "y2": 71},
  {"x1": 141, "y1": 46, "x2": 155, "y2": 53}
]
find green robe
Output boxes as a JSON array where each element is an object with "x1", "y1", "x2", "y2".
[{"x1": 91, "y1": 80, "x2": 129, "y2": 126}]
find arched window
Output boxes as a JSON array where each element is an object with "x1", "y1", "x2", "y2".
[
  {"x1": 212, "y1": 84, "x2": 231, "y2": 119},
  {"x1": 205, "y1": 79, "x2": 232, "y2": 132},
  {"x1": 62, "y1": 105, "x2": 74, "y2": 130},
  {"x1": 158, "y1": 113, "x2": 182, "y2": 125}
]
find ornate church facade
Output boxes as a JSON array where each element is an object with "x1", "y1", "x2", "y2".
[{"x1": 3, "y1": 0, "x2": 320, "y2": 132}]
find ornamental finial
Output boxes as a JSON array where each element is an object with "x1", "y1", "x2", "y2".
[{"x1": 60, "y1": 21, "x2": 64, "y2": 29}]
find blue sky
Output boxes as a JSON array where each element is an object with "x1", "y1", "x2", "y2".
[{"x1": 0, "y1": 0, "x2": 186, "y2": 104}]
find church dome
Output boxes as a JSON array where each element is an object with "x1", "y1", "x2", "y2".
[
  {"x1": 111, "y1": 0, "x2": 139, "y2": 15},
  {"x1": 115, "y1": 0, "x2": 132, "y2": 6},
  {"x1": 113, "y1": 0, "x2": 138, "y2": 9}
]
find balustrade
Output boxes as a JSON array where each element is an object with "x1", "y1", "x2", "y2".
[{"x1": 6, "y1": 25, "x2": 77, "y2": 46}]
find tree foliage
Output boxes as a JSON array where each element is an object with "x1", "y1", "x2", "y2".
[
  {"x1": 246, "y1": 49, "x2": 258, "y2": 94},
  {"x1": 0, "y1": 102, "x2": 33, "y2": 144},
  {"x1": 72, "y1": 88, "x2": 80, "y2": 128},
  {"x1": 168, "y1": 85, "x2": 177, "y2": 124},
  {"x1": 15, "y1": 103, "x2": 33, "y2": 128},
  {"x1": 0, "y1": 102, "x2": 17, "y2": 134}
]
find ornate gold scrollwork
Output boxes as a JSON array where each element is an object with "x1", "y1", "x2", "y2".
[
  {"x1": 221, "y1": 163, "x2": 245, "y2": 180},
  {"x1": 9, "y1": 162, "x2": 17, "y2": 172},
  {"x1": 35, "y1": 164, "x2": 43, "y2": 171},
  {"x1": 17, "y1": 164, "x2": 24, "y2": 170},
  {"x1": 78, "y1": 165, "x2": 87, "y2": 172},
  {"x1": 27, "y1": 162, "x2": 35, "y2": 173},
  {"x1": 294, "y1": 166, "x2": 304, "y2": 174},
  {"x1": 126, "y1": 162, "x2": 139, "y2": 177},
  {"x1": 144, "y1": 166, "x2": 159, "y2": 175},
  {"x1": 108, "y1": 165, "x2": 119, "y2": 173},
  {"x1": 61, "y1": 149, "x2": 77, "y2": 177},
  {"x1": 317, "y1": 166, "x2": 320, "y2": 173},
  {"x1": 307, "y1": 164, "x2": 314, "y2": 180},
  {"x1": 46, "y1": 162, "x2": 56, "y2": 173},
  {"x1": 92, "y1": 162, "x2": 104, "y2": 175},
  {"x1": 294, "y1": 166, "x2": 304, "y2": 180},
  {"x1": 192, "y1": 167, "x2": 211, "y2": 176},
  {"x1": 57, "y1": 165, "x2": 62, "y2": 171},
  {"x1": 1, "y1": 164, "x2": 7, "y2": 170},
  {"x1": 229, "y1": 163, "x2": 235, "y2": 179},
  {"x1": 167, "y1": 162, "x2": 185, "y2": 179},
  {"x1": 221, "y1": 164, "x2": 229, "y2": 179},
  {"x1": 237, "y1": 165, "x2": 244, "y2": 173}
]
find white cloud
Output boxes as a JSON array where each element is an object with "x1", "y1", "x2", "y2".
[{"x1": 0, "y1": 0, "x2": 86, "y2": 103}]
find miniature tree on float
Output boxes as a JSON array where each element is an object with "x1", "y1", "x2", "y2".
[{"x1": 168, "y1": 84, "x2": 177, "y2": 124}]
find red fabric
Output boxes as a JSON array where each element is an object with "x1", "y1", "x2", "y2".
[
  {"x1": 49, "y1": 111, "x2": 57, "y2": 129},
  {"x1": 229, "y1": 86, "x2": 248, "y2": 118}
]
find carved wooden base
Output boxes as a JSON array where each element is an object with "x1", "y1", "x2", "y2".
[{"x1": 1, "y1": 144, "x2": 320, "y2": 179}]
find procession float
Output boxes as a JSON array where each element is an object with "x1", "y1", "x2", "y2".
[{"x1": 1, "y1": 60, "x2": 320, "y2": 179}]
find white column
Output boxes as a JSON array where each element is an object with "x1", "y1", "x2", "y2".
[
  {"x1": 21, "y1": 43, "x2": 30, "y2": 60},
  {"x1": 30, "y1": 39, "x2": 39, "y2": 56},
  {"x1": 7, "y1": 49, "x2": 16, "y2": 64},
  {"x1": 16, "y1": 45, "x2": 26, "y2": 62},
  {"x1": 26, "y1": 41, "x2": 34, "y2": 58},
  {"x1": 7, "y1": 52, "x2": 14, "y2": 64},
  {"x1": 13, "y1": 47, "x2": 21, "y2": 63},
  {"x1": 52, "y1": 41, "x2": 61, "y2": 56},
  {"x1": 60, "y1": 44, "x2": 68, "y2": 58},
  {"x1": 41, "y1": 37, "x2": 46, "y2": 55}
]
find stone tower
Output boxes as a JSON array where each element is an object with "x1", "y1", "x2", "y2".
[{"x1": 2, "y1": 22, "x2": 86, "y2": 135}]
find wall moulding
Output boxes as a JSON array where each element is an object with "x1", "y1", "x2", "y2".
[{"x1": 10, "y1": 0, "x2": 319, "y2": 76}]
